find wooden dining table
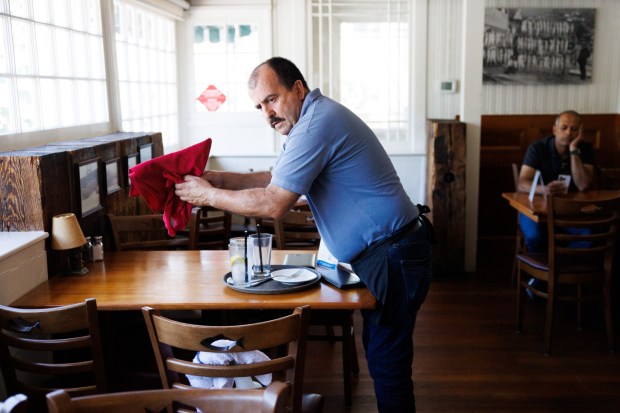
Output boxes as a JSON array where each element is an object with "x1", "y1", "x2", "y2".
[
  {"x1": 501, "y1": 189, "x2": 620, "y2": 223},
  {"x1": 10, "y1": 250, "x2": 376, "y2": 311}
]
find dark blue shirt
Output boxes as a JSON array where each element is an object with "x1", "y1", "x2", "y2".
[{"x1": 522, "y1": 135, "x2": 594, "y2": 191}]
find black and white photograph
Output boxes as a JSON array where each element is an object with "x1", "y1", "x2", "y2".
[
  {"x1": 483, "y1": 8, "x2": 596, "y2": 85},
  {"x1": 125, "y1": 153, "x2": 138, "y2": 188},
  {"x1": 139, "y1": 143, "x2": 153, "y2": 162},
  {"x1": 105, "y1": 158, "x2": 121, "y2": 194},
  {"x1": 77, "y1": 158, "x2": 102, "y2": 217}
]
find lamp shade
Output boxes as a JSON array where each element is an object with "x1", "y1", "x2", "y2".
[{"x1": 51, "y1": 213, "x2": 87, "y2": 250}]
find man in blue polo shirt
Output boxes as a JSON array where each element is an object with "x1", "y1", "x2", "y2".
[
  {"x1": 517, "y1": 110, "x2": 595, "y2": 252},
  {"x1": 176, "y1": 56, "x2": 434, "y2": 412}
]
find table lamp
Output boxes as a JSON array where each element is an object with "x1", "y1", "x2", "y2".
[{"x1": 51, "y1": 213, "x2": 89, "y2": 275}]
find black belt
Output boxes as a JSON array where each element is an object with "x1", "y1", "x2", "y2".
[
  {"x1": 354, "y1": 217, "x2": 423, "y2": 262},
  {"x1": 387, "y1": 217, "x2": 422, "y2": 241}
]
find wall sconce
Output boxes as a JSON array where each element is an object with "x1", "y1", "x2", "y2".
[{"x1": 51, "y1": 213, "x2": 89, "y2": 276}]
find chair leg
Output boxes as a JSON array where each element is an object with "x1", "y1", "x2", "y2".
[
  {"x1": 516, "y1": 264, "x2": 525, "y2": 334},
  {"x1": 604, "y1": 279, "x2": 615, "y2": 352},
  {"x1": 342, "y1": 317, "x2": 353, "y2": 408},
  {"x1": 543, "y1": 282, "x2": 555, "y2": 356}
]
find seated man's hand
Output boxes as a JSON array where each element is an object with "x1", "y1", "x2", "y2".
[{"x1": 545, "y1": 180, "x2": 568, "y2": 195}]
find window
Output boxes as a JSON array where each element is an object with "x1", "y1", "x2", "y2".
[
  {"x1": 193, "y1": 22, "x2": 260, "y2": 113},
  {"x1": 0, "y1": 0, "x2": 107, "y2": 136},
  {"x1": 183, "y1": 6, "x2": 273, "y2": 156},
  {"x1": 114, "y1": 0, "x2": 179, "y2": 149},
  {"x1": 311, "y1": 0, "x2": 411, "y2": 153}
]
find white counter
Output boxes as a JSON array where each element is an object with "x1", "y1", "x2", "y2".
[{"x1": 0, "y1": 231, "x2": 49, "y2": 305}]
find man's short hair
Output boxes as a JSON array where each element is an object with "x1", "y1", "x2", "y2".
[{"x1": 248, "y1": 57, "x2": 309, "y2": 91}]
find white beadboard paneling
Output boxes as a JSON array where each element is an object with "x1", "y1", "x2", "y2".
[
  {"x1": 482, "y1": 0, "x2": 620, "y2": 115},
  {"x1": 427, "y1": 0, "x2": 463, "y2": 119}
]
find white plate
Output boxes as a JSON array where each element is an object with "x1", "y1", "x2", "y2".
[{"x1": 271, "y1": 268, "x2": 318, "y2": 285}]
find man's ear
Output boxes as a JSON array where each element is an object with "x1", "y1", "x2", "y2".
[{"x1": 294, "y1": 80, "x2": 305, "y2": 99}]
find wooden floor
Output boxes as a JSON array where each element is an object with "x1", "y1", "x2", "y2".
[{"x1": 303, "y1": 240, "x2": 620, "y2": 413}]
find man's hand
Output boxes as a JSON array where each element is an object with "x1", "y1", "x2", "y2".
[
  {"x1": 569, "y1": 124, "x2": 584, "y2": 152},
  {"x1": 175, "y1": 175, "x2": 214, "y2": 206},
  {"x1": 545, "y1": 180, "x2": 568, "y2": 195}
]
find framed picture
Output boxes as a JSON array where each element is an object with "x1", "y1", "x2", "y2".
[
  {"x1": 124, "y1": 153, "x2": 139, "y2": 188},
  {"x1": 139, "y1": 143, "x2": 153, "y2": 162},
  {"x1": 105, "y1": 158, "x2": 121, "y2": 194},
  {"x1": 483, "y1": 8, "x2": 596, "y2": 85},
  {"x1": 77, "y1": 158, "x2": 102, "y2": 217}
]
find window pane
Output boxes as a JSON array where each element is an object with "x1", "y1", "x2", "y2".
[
  {"x1": 0, "y1": 77, "x2": 17, "y2": 134},
  {"x1": 35, "y1": 24, "x2": 55, "y2": 76},
  {"x1": 71, "y1": 0, "x2": 85, "y2": 32},
  {"x1": 58, "y1": 78, "x2": 76, "y2": 126},
  {"x1": 52, "y1": 0, "x2": 69, "y2": 28},
  {"x1": 92, "y1": 80, "x2": 108, "y2": 123},
  {"x1": 76, "y1": 79, "x2": 91, "y2": 124},
  {"x1": 55, "y1": 27, "x2": 73, "y2": 77},
  {"x1": 40, "y1": 78, "x2": 59, "y2": 129},
  {"x1": 89, "y1": 35, "x2": 105, "y2": 79},
  {"x1": 74, "y1": 32, "x2": 89, "y2": 78},
  {"x1": 8, "y1": 0, "x2": 29, "y2": 19},
  {"x1": 16, "y1": 77, "x2": 39, "y2": 131},
  {"x1": 11, "y1": 19, "x2": 35, "y2": 75},
  {"x1": 0, "y1": 17, "x2": 9, "y2": 73},
  {"x1": 33, "y1": 0, "x2": 52, "y2": 23}
]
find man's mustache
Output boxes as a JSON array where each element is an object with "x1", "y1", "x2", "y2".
[{"x1": 269, "y1": 116, "x2": 285, "y2": 128}]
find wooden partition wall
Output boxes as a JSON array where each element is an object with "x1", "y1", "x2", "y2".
[
  {"x1": 0, "y1": 132, "x2": 163, "y2": 273},
  {"x1": 478, "y1": 113, "x2": 620, "y2": 240},
  {"x1": 427, "y1": 119, "x2": 466, "y2": 278}
]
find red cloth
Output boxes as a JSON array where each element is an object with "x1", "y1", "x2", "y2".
[{"x1": 128, "y1": 139, "x2": 212, "y2": 237}]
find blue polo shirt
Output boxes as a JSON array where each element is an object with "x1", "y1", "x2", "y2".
[{"x1": 271, "y1": 89, "x2": 417, "y2": 262}]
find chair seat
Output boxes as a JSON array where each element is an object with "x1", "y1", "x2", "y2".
[{"x1": 517, "y1": 252, "x2": 605, "y2": 274}]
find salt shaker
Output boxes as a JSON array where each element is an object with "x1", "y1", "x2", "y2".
[
  {"x1": 82, "y1": 236, "x2": 93, "y2": 262},
  {"x1": 93, "y1": 236, "x2": 104, "y2": 261}
]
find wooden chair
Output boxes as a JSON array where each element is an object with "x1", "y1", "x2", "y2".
[
  {"x1": 46, "y1": 381, "x2": 290, "y2": 413},
  {"x1": 0, "y1": 299, "x2": 107, "y2": 413},
  {"x1": 274, "y1": 209, "x2": 358, "y2": 407},
  {"x1": 0, "y1": 394, "x2": 28, "y2": 413},
  {"x1": 511, "y1": 163, "x2": 527, "y2": 284},
  {"x1": 273, "y1": 210, "x2": 321, "y2": 250},
  {"x1": 107, "y1": 213, "x2": 189, "y2": 251},
  {"x1": 187, "y1": 206, "x2": 232, "y2": 250},
  {"x1": 142, "y1": 305, "x2": 323, "y2": 413},
  {"x1": 516, "y1": 194, "x2": 620, "y2": 355}
]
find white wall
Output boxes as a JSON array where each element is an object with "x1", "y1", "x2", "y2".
[{"x1": 429, "y1": 0, "x2": 620, "y2": 118}]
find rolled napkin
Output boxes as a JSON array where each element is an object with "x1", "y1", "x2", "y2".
[
  {"x1": 186, "y1": 339, "x2": 272, "y2": 389},
  {"x1": 128, "y1": 138, "x2": 212, "y2": 237}
]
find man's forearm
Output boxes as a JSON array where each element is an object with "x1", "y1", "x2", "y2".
[{"x1": 570, "y1": 158, "x2": 593, "y2": 191}]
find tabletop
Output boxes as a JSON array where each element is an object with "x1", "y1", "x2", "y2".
[
  {"x1": 501, "y1": 190, "x2": 620, "y2": 223},
  {"x1": 10, "y1": 250, "x2": 376, "y2": 311}
]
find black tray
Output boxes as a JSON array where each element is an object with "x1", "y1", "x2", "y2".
[{"x1": 223, "y1": 265, "x2": 321, "y2": 295}]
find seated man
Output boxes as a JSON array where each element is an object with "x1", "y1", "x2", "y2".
[{"x1": 517, "y1": 110, "x2": 595, "y2": 253}]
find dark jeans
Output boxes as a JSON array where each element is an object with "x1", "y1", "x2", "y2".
[
  {"x1": 519, "y1": 213, "x2": 592, "y2": 253},
  {"x1": 353, "y1": 219, "x2": 433, "y2": 413}
]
